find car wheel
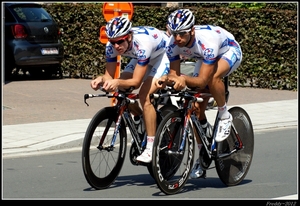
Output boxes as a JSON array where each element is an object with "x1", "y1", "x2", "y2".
[
  {"x1": 4, "y1": 62, "x2": 15, "y2": 81},
  {"x1": 28, "y1": 65, "x2": 62, "y2": 79},
  {"x1": 45, "y1": 65, "x2": 63, "y2": 79}
]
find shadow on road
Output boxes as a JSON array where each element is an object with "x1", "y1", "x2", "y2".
[{"x1": 81, "y1": 172, "x2": 253, "y2": 196}]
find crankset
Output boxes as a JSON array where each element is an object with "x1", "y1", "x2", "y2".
[
  {"x1": 129, "y1": 142, "x2": 140, "y2": 165},
  {"x1": 199, "y1": 146, "x2": 212, "y2": 170},
  {"x1": 129, "y1": 143, "x2": 149, "y2": 166}
]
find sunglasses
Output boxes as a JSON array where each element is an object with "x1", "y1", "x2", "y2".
[
  {"x1": 171, "y1": 29, "x2": 191, "y2": 37},
  {"x1": 109, "y1": 35, "x2": 128, "y2": 45}
]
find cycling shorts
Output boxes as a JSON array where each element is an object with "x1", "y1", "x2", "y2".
[{"x1": 193, "y1": 40, "x2": 242, "y2": 77}]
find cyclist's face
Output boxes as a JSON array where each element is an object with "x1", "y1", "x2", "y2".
[
  {"x1": 172, "y1": 28, "x2": 193, "y2": 47},
  {"x1": 109, "y1": 34, "x2": 130, "y2": 54}
]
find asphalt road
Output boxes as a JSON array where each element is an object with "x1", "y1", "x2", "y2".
[{"x1": 2, "y1": 127, "x2": 297, "y2": 199}]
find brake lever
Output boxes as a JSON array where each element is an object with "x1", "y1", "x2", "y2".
[{"x1": 84, "y1": 94, "x2": 90, "y2": 106}]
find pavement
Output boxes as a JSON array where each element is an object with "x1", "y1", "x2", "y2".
[{"x1": 2, "y1": 77, "x2": 298, "y2": 158}]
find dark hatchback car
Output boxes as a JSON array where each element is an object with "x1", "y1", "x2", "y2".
[{"x1": 4, "y1": 2, "x2": 64, "y2": 80}]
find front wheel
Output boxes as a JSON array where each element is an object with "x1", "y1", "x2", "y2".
[
  {"x1": 215, "y1": 106, "x2": 254, "y2": 186},
  {"x1": 152, "y1": 110, "x2": 195, "y2": 195},
  {"x1": 82, "y1": 107, "x2": 127, "y2": 190},
  {"x1": 146, "y1": 104, "x2": 179, "y2": 178}
]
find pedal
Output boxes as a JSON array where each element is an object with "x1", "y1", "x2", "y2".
[
  {"x1": 136, "y1": 161, "x2": 151, "y2": 167},
  {"x1": 129, "y1": 143, "x2": 150, "y2": 166},
  {"x1": 129, "y1": 143, "x2": 140, "y2": 166}
]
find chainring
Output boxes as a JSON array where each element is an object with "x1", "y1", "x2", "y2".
[
  {"x1": 129, "y1": 142, "x2": 140, "y2": 165},
  {"x1": 199, "y1": 146, "x2": 212, "y2": 170}
]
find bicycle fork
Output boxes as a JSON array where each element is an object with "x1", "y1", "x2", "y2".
[
  {"x1": 97, "y1": 109, "x2": 123, "y2": 152},
  {"x1": 96, "y1": 104, "x2": 131, "y2": 152},
  {"x1": 172, "y1": 105, "x2": 194, "y2": 155}
]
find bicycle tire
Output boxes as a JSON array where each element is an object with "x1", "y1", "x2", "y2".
[
  {"x1": 146, "y1": 104, "x2": 179, "y2": 178},
  {"x1": 215, "y1": 106, "x2": 254, "y2": 186},
  {"x1": 82, "y1": 107, "x2": 127, "y2": 190},
  {"x1": 152, "y1": 110, "x2": 195, "y2": 195}
]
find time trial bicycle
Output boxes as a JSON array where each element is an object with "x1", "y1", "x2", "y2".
[
  {"x1": 151, "y1": 76, "x2": 254, "y2": 195},
  {"x1": 81, "y1": 87, "x2": 177, "y2": 190}
]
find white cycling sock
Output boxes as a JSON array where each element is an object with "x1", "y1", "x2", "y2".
[
  {"x1": 146, "y1": 136, "x2": 154, "y2": 151},
  {"x1": 218, "y1": 103, "x2": 230, "y2": 119}
]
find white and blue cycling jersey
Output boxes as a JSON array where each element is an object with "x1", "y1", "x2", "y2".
[
  {"x1": 105, "y1": 26, "x2": 169, "y2": 78},
  {"x1": 166, "y1": 25, "x2": 242, "y2": 77}
]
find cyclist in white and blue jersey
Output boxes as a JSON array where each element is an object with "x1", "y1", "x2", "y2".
[
  {"x1": 156, "y1": 9, "x2": 243, "y2": 179},
  {"x1": 91, "y1": 16, "x2": 170, "y2": 163}
]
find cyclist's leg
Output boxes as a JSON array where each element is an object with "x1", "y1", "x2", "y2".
[
  {"x1": 136, "y1": 78, "x2": 158, "y2": 163},
  {"x1": 192, "y1": 61, "x2": 211, "y2": 142},
  {"x1": 209, "y1": 45, "x2": 242, "y2": 109},
  {"x1": 190, "y1": 99, "x2": 210, "y2": 179},
  {"x1": 190, "y1": 60, "x2": 211, "y2": 179},
  {"x1": 121, "y1": 59, "x2": 143, "y2": 117},
  {"x1": 192, "y1": 60, "x2": 211, "y2": 120},
  {"x1": 207, "y1": 60, "x2": 230, "y2": 114},
  {"x1": 208, "y1": 42, "x2": 242, "y2": 142},
  {"x1": 136, "y1": 54, "x2": 170, "y2": 163},
  {"x1": 141, "y1": 53, "x2": 170, "y2": 136},
  {"x1": 139, "y1": 76, "x2": 158, "y2": 137}
]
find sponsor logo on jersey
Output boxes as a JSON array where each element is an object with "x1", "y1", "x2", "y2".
[{"x1": 204, "y1": 48, "x2": 214, "y2": 59}]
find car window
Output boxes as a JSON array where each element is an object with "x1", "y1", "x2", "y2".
[
  {"x1": 5, "y1": 7, "x2": 16, "y2": 23},
  {"x1": 11, "y1": 6, "x2": 53, "y2": 22}
]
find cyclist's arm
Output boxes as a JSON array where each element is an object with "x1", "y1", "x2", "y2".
[
  {"x1": 117, "y1": 43, "x2": 151, "y2": 89},
  {"x1": 169, "y1": 59, "x2": 181, "y2": 76},
  {"x1": 117, "y1": 63, "x2": 147, "y2": 89},
  {"x1": 90, "y1": 62, "x2": 117, "y2": 90},
  {"x1": 166, "y1": 59, "x2": 186, "y2": 90},
  {"x1": 183, "y1": 62, "x2": 215, "y2": 89},
  {"x1": 182, "y1": 36, "x2": 219, "y2": 89},
  {"x1": 166, "y1": 49, "x2": 181, "y2": 82},
  {"x1": 103, "y1": 62, "x2": 117, "y2": 81},
  {"x1": 103, "y1": 42, "x2": 119, "y2": 81}
]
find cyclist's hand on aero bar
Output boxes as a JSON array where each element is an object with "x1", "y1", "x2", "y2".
[
  {"x1": 156, "y1": 75, "x2": 169, "y2": 89},
  {"x1": 167, "y1": 75, "x2": 186, "y2": 91},
  {"x1": 91, "y1": 76, "x2": 104, "y2": 91},
  {"x1": 102, "y1": 79, "x2": 119, "y2": 92}
]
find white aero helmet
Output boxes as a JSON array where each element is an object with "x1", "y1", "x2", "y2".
[
  {"x1": 105, "y1": 16, "x2": 132, "y2": 38},
  {"x1": 167, "y1": 9, "x2": 195, "y2": 32}
]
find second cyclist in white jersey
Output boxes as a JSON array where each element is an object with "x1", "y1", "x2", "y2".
[{"x1": 156, "y1": 9, "x2": 243, "y2": 179}]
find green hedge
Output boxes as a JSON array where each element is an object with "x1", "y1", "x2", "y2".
[{"x1": 44, "y1": 3, "x2": 297, "y2": 90}]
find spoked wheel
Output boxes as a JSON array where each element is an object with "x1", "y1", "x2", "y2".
[
  {"x1": 215, "y1": 106, "x2": 254, "y2": 186},
  {"x1": 152, "y1": 111, "x2": 195, "y2": 195},
  {"x1": 146, "y1": 104, "x2": 179, "y2": 179},
  {"x1": 82, "y1": 107, "x2": 127, "y2": 189}
]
